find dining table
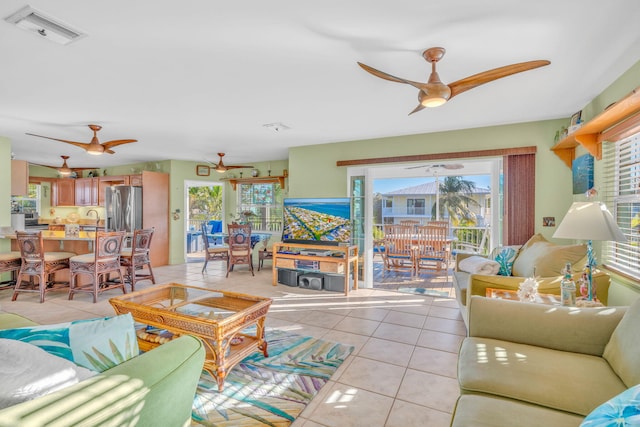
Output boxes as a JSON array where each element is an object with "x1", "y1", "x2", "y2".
[{"x1": 208, "y1": 232, "x2": 272, "y2": 249}]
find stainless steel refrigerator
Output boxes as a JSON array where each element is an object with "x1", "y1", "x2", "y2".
[{"x1": 105, "y1": 185, "x2": 143, "y2": 232}]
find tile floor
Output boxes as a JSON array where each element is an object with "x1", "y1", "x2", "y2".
[{"x1": 0, "y1": 261, "x2": 465, "y2": 427}]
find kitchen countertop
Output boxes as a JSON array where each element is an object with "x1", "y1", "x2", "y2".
[{"x1": 0, "y1": 230, "x2": 98, "y2": 241}]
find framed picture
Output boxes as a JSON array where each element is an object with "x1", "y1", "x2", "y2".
[
  {"x1": 196, "y1": 165, "x2": 210, "y2": 176},
  {"x1": 572, "y1": 153, "x2": 594, "y2": 194},
  {"x1": 543, "y1": 217, "x2": 555, "y2": 227},
  {"x1": 570, "y1": 110, "x2": 582, "y2": 126}
]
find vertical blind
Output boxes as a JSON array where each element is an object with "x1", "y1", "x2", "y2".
[
  {"x1": 601, "y1": 133, "x2": 640, "y2": 279},
  {"x1": 502, "y1": 153, "x2": 535, "y2": 245}
]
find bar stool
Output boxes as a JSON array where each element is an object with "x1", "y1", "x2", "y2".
[
  {"x1": 12, "y1": 231, "x2": 75, "y2": 303},
  {"x1": 120, "y1": 228, "x2": 156, "y2": 291},
  {"x1": 0, "y1": 251, "x2": 22, "y2": 289},
  {"x1": 68, "y1": 231, "x2": 126, "y2": 303},
  {"x1": 226, "y1": 223, "x2": 253, "y2": 277}
]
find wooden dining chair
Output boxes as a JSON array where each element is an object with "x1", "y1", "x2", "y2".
[
  {"x1": 255, "y1": 237, "x2": 273, "y2": 271},
  {"x1": 12, "y1": 231, "x2": 76, "y2": 303},
  {"x1": 120, "y1": 228, "x2": 156, "y2": 291},
  {"x1": 226, "y1": 223, "x2": 254, "y2": 277},
  {"x1": 414, "y1": 224, "x2": 449, "y2": 279},
  {"x1": 0, "y1": 251, "x2": 21, "y2": 290},
  {"x1": 201, "y1": 222, "x2": 229, "y2": 273},
  {"x1": 381, "y1": 224, "x2": 415, "y2": 275},
  {"x1": 68, "y1": 231, "x2": 126, "y2": 303}
]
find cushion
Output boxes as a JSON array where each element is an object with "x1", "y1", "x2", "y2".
[
  {"x1": 458, "y1": 256, "x2": 500, "y2": 275},
  {"x1": 0, "y1": 339, "x2": 96, "y2": 410},
  {"x1": 512, "y1": 234, "x2": 586, "y2": 277},
  {"x1": 581, "y1": 384, "x2": 640, "y2": 426},
  {"x1": 491, "y1": 246, "x2": 519, "y2": 276},
  {"x1": 0, "y1": 314, "x2": 139, "y2": 372},
  {"x1": 603, "y1": 298, "x2": 640, "y2": 387}
]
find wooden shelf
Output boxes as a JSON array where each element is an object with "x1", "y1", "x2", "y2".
[
  {"x1": 551, "y1": 87, "x2": 640, "y2": 168},
  {"x1": 224, "y1": 175, "x2": 286, "y2": 190}
]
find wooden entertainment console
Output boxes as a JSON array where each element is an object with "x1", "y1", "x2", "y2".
[{"x1": 271, "y1": 242, "x2": 358, "y2": 295}]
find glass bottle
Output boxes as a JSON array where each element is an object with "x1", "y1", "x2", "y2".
[{"x1": 561, "y1": 263, "x2": 576, "y2": 306}]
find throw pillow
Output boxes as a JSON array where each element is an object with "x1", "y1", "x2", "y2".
[
  {"x1": 0, "y1": 338, "x2": 96, "y2": 410},
  {"x1": 511, "y1": 234, "x2": 586, "y2": 277},
  {"x1": 581, "y1": 384, "x2": 640, "y2": 426},
  {"x1": 0, "y1": 314, "x2": 139, "y2": 372},
  {"x1": 491, "y1": 246, "x2": 519, "y2": 276}
]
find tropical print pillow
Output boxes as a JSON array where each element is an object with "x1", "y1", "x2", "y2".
[
  {"x1": 0, "y1": 313, "x2": 139, "y2": 372},
  {"x1": 581, "y1": 384, "x2": 640, "y2": 426},
  {"x1": 493, "y1": 246, "x2": 518, "y2": 276}
]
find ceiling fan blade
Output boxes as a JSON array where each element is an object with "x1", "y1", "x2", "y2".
[
  {"x1": 225, "y1": 165, "x2": 255, "y2": 170},
  {"x1": 105, "y1": 149, "x2": 116, "y2": 154},
  {"x1": 102, "y1": 139, "x2": 138, "y2": 150},
  {"x1": 408, "y1": 103, "x2": 425, "y2": 115},
  {"x1": 357, "y1": 62, "x2": 425, "y2": 90},
  {"x1": 26, "y1": 133, "x2": 89, "y2": 149},
  {"x1": 448, "y1": 60, "x2": 550, "y2": 99}
]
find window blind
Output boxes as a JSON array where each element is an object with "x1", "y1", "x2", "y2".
[{"x1": 601, "y1": 133, "x2": 640, "y2": 280}]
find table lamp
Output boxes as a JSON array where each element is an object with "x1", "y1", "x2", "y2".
[{"x1": 553, "y1": 201, "x2": 626, "y2": 301}]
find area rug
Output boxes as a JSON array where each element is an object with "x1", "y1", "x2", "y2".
[
  {"x1": 192, "y1": 329, "x2": 354, "y2": 426},
  {"x1": 397, "y1": 287, "x2": 451, "y2": 297}
]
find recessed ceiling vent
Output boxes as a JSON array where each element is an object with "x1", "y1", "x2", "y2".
[{"x1": 4, "y1": 5, "x2": 86, "y2": 45}]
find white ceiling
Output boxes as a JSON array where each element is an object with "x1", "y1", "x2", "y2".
[{"x1": 2, "y1": 0, "x2": 639, "y2": 171}]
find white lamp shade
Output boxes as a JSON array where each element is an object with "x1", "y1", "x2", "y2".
[{"x1": 553, "y1": 202, "x2": 626, "y2": 242}]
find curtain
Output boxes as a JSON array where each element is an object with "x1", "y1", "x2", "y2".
[{"x1": 503, "y1": 153, "x2": 535, "y2": 245}]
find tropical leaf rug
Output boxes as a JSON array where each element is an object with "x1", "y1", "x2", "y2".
[{"x1": 192, "y1": 329, "x2": 354, "y2": 426}]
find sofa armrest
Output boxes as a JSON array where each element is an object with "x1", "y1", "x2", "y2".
[
  {"x1": 468, "y1": 296, "x2": 626, "y2": 356},
  {"x1": 0, "y1": 335, "x2": 205, "y2": 427}
]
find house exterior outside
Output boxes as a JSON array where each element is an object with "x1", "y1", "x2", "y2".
[{"x1": 380, "y1": 180, "x2": 491, "y2": 226}]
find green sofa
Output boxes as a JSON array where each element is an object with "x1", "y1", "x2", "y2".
[
  {"x1": 453, "y1": 234, "x2": 611, "y2": 327},
  {"x1": 0, "y1": 313, "x2": 205, "y2": 427},
  {"x1": 450, "y1": 296, "x2": 639, "y2": 426}
]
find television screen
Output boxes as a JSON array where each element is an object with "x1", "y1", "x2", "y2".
[{"x1": 282, "y1": 198, "x2": 351, "y2": 243}]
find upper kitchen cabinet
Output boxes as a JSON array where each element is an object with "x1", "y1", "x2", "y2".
[
  {"x1": 75, "y1": 177, "x2": 98, "y2": 206},
  {"x1": 52, "y1": 179, "x2": 75, "y2": 206},
  {"x1": 11, "y1": 160, "x2": 29, "y2": 196}
]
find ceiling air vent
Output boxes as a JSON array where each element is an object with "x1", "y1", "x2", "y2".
[{"x1": 4, "y1": 5, "x2": 86, "y2": 45}]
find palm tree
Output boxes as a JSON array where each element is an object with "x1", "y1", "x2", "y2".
[
  {"x1": 431, "y1": 176, "x2": 479, "y2": 226},
  {"x1": 189, "y1": 186, "x2": 223, "y2": 221}
]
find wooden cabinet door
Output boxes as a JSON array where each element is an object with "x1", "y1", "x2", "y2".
[
  {"x1": 52, "y1": 179, "x2": 76, "y2": 206},
  {"x1": 129, "y1": 174, "x2": 143, "y2": 186},
  {"x1": 75, "y1": 178, "x2": 98, "y2": 206},
  {"x1": 11, "y1": 160, "x2": 29, "y2": 196}
]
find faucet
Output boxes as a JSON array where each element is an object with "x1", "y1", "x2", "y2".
[{"x1": 86, "y1": 209, "x2": 100, "y2": 225}]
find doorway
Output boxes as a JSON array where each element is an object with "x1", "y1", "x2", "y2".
[
  {"x1": 184, "y1": 180, "x2": 224, "y2": 261},
  {"x1": 349, "y1": 158, "x2": 502, "y2": 289}
]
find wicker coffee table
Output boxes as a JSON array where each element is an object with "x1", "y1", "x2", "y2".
[{"x1": 109, "y1": 283, "x2": 272, "y2": 391}]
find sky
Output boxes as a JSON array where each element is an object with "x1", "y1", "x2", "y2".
[{"x1": 374, "y1": 175, "x2": 492, "y2": 194}]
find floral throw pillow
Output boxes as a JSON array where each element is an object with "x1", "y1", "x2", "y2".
[
  {"x1": 493, "y1": 246, "x2": 518, "y2": 276},
  {"x1": 0, "y1": 313, "x2": 139, "y2": 372},
  {"x1": 581, "y1": 384, "x2": 640, "y2": 426}
]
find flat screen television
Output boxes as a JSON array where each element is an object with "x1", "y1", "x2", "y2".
[{"x1": 282, "y1": 197, "x2": 351, "y2": 244}]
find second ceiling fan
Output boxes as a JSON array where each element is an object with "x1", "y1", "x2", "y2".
[
  {"x1": 358, "y1": 47, "x2": 550, "y2": 114},
  {"x1": 209, "y1": 153, "x2": 254, "y2": 173},
  {"x1": 26, "y1": 124, "x2": 137, "y2": 155}
]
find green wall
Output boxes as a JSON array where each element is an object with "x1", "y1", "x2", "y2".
[{"x1": 0, "y1": 137, "x2": 11, "y2": 253}]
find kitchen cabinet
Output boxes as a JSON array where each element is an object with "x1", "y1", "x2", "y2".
[
  {"x1": 52, "y1": 179, "x2": 75, "y2": 206},
  {"x1": 140, "y1": 171, "x2": 169, "y2": 267},
  {"x1": 11, "y1": 160, "x2": 29, "y2": 196},
  {"x1": 129, "y1": 174, "x2": 143, "y2": 186},
  {"x1": 75, "y1": 178, "x2": 98, "y2": 206}
]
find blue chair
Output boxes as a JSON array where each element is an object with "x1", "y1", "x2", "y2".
[{"x1": 207, "y1": 220, "x2": 223, "y2": 244}]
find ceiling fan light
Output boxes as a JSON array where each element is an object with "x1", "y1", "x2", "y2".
[
  {"x1": 215, "y1": 168, "x2": 225, "y2": 173},
  {"x1": 58, "y1": 168, "x2": 72, "y2": 176},
  {"x1": 422, "y1": 97, "x2": 448, "y2": 108},
  {"x1": 86, "y1": 145, "x2": 104, "y2": 155}
]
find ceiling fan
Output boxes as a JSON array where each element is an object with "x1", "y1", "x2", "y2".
[
  {"x1": 208, "y1": 153, "x2": 254, "y2": 174},
  {"x1": 34, "y1": 155, "x2": 95, "y2": 177},
  {"x1": 406, "y1": 163, "x2": 464, "y2": 170},
  {"x1": 358, "y1": 47, "x2": 550, "y2": 114},
  {"x1": 26, "y1": 124, "x2": 137, "y2": 155}
]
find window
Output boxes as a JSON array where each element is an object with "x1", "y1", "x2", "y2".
[
  {"x1": 602, "y1": 134, "x2": 640, "y2": 280},
  {"x1": 406, "y1": 198, "x2": 425, "y2": 215},
  {"x1": 236, "y1": 183, "x2": 283, "y2": 231}
]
